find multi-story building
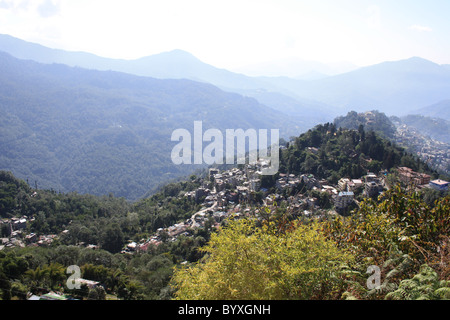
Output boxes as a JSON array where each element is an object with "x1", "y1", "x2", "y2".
[
  {"x1": 397, "y1": 167, "x2": 431, "y2": 186},
  {"x1": 334, "y1": 191, "x2": 354, "y2": 210}
]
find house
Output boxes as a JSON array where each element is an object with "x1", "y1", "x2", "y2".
[
  {"x1": 350, "y1": 179, "x2": 364, "y2": 190},
  {"x1": 195, "y1": 188, "x2": 209, "y2": 203},
  {"x1": 250, "y1": 179, "x2": 261, "y2": 192},
  {"x1": 429, "y1": 179, "x2": 449, "y2": 192},
  {"x1": 397, "y1": 167, "x2": 431, "y2": 186},
  {"x1": 307, "y1": 197, "x2": 318, "y2": 208},
  {"x1": 338, "y1": 178, "x2": 350, "y2": 191},
  {"x1": 127, "y1": 242, "x2": 138, "y2": 251},
  {"x1": 365, "y1": 181, "x2": 382, "y2": 197},
  {"x1": 365, "y1": 173, "x2": 378, "y2": 183},
  {"x1": 335, "y1": 191, "x2": 354, "y2": 209},
  {"x1": 15, "y1": 218, "x2": 27, "y2": 230},
  {"x1": 78, "y1": 279, "x2": 100, "y2": 289},
  {"x1": 37, "y1": 292, "x2": 77, "y2": 300},
  {"x1": 276, "y1": 178, "x2": 287, "y2": 191},
  {"x1": 209, "y1": 168, "x2": 220, "y2": 178},
  {"x1": 322, "y1": 185, "x2": 338, "y2": 196},
  {"x1": 25, "y1": 233, "x2": 37, "y2": 243}
]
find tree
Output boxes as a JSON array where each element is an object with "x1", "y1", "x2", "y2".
[
  {"x1": 46, "y1": 263, "x2": 66, "y2": 289},
  {"x1": 87, "y1": 286, "x2": 107, "y2": 300},
  {"x1": 171, "y1": 218, "x2": 353, "y2": 300},
  {"x1": 101, "y1": 223, "x2": 125, "y2": 254}
]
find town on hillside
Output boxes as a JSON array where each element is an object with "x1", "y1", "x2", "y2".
[
  {"x1": 1, "y1": 162, "x2": 449, "y2": 254},
  {"x1": 123, "y1": 162, "x2": 449, "y2": 254},
  {"x1": 394, "y1": 123, "x2": 450, "y2": 175}
]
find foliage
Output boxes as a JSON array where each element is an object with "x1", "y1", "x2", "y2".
[
  {"x1": 334, "y1": 110, "x2": 397, "y2": 139},
  {"x1": 0, "y1": 170, "x2": 201, "y2": 250},
  {"x1": 1, "y1": 122, "x2": 449, "y2": 301},
  {"x1": 322, "y1": 186, "x2": 450, "y2": 300},
  {"x1": 279, "y1": 123, "x2": 437, "y2": 182},
  {"x1": 0, "y1": 171, "x2": 211, "y2": 300},
  {"x1": 385, "y1": 264, "x2": 450, "y2": 300},
  {"x1": 171, "y1": 218, "x2": 354, "y2": 300}
]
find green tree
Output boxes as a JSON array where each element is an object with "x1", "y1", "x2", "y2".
[
  {"x1": 101, "y1": 223, "x2": 125, "y2": 254},
  {"x1": 171, "y1": 218, "x2": 353, "y2": 300}
]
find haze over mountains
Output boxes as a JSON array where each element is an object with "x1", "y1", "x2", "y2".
[
  {"x1": 0, "y1": 50, "x2": 298, "y2": 200},
  {"x1": 412, "y1": 100, "x2": 450, "y2": 121},
  {"x1": 1, "y1": 33, "x2": 450, "y2": 200},
  {"x1": 233, "y1": 57, "x2": 359, "y2": 79},
  {"x1": 2, "y1": 34, "x2": 450, "y2": 117}
]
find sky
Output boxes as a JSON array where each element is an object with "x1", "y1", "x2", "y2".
[{"x1": 0, "y1": 0, "x2": 449, "y2": 74}]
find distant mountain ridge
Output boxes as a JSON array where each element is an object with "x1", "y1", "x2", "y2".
[
  {"x1": 3, "y1": 33, "x2": 450, "y2": 119},
  {"x1": 234, "y1": 57, "x2": 359, "y2": 78},
  {"x1": 411, "y1": 100, "x2": 450, "y2": 121},
  {"x1": 0, "y1": 34, "x2": 286, "y2": 91},
  {"x1": 0, "y1": 33, "x2": 337, "y2": 129},
  {"x1": 286, "y1": 57, "x2": 450, "y2": 115},
  {"x1": 400, "y1": 115, "x2": 450, "y2": 144},
  {"x1": 0, "y1": 51, "x2": 299, "y2": 200}
]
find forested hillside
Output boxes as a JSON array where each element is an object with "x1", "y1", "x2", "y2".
[
  {"x1": 334, "y1": 110, "x2": 397, "y2": 139},
  {"x1": 0, "y1": 52, "x2": 299, "y2": 200},
  {"x1": 277, "y1": 122, "x2": 438, "y2": 185},
  {"x1": 0, "y1": 170, "x2": 209, "y2": 300},
  {"x1": 400, "y1": 115, "x2": 450, "y2": 144}
]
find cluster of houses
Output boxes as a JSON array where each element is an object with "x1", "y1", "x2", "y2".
[
  {"x1": 395, "y1": 124, "x2": 450, "y2": 175},
  {"x1": 396, "y1": 166, "x2": 449, "y2": 192},
  {"x1": 132, "y1": 162, "x2": 450, "y2": 252},
  {"x1": 2, "y1": 163, "x2": 448, "y2": 255},
  {"x1": 0, "y1": 215, "x2": 61, "y2": 251}
]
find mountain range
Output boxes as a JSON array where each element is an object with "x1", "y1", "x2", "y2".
[
  {"x1": 0, "y1": 34, "x2": 338, "y2": 127},
  {"x1": 1, "y1": 33, "x2": 450, "y2": 200},
  {"x1": 0, "y1": 51, "x2": 299, "y2": 200},
  {"x1": 411, "y1": 100, "x2": 450, "y2": 121},
  {"x1": 3, "y1": 34, "x2": 450, "y2": 118}
]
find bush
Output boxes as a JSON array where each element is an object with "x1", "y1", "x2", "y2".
[{"x1": 171, "y1": 218, "x2": 354, "y2": 300}]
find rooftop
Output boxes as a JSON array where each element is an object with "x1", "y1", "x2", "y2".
[
  {"x1": 431, "y1": 179, "x2": 449, "y2": 186},
  {"x1": 339, "y1": 192, "x2": 354, "y2": 197}
]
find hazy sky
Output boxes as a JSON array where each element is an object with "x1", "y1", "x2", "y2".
[{"x1": 1, "y1": 0, "x2": 449, "y2": 71}]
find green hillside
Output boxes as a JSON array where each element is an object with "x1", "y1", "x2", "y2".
[
  {"x1": 0, "y1": 52, "x2": 299, "y2": 200},
  {"x1": 278, "y1": 122, "x2": 437, "y2": 184}
]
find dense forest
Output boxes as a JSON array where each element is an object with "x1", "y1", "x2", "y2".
[
  {"x1": 277, "y1": 122, "x2": 440, "y2": 185},
  {"x1": 0, "y1": 170, "x2": 211, "y2": 300},
  {"x1": 0, "y1": 52, "x2": 299, "y2": 201}
]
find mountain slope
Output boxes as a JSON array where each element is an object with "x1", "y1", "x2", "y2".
[
  {"x1": 0, "y1": 34, "x2": 275, "y2": 90},
  {"x1": 411, "y1": 100, "x2": 450, "y2": 121},
  {"x1": 270, "y1": 57, "x2": 450, "y2": 115},
  {"x1": 0, "y1": 34, "x2": 336, "y2": 129},
  {"x1": 0, "y1": 52, "x2": 298, "y2": 200},
  {"x1": 400, "y1": 115, "x2": 450, "y2": 144},
  {"x1": 3, "y1": 34, "x2": 450, "y2": 127}
]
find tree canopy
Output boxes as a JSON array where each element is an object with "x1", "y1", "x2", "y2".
[{"x1": 171, "y1": 218, "x2": 353, "y2": 300}]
